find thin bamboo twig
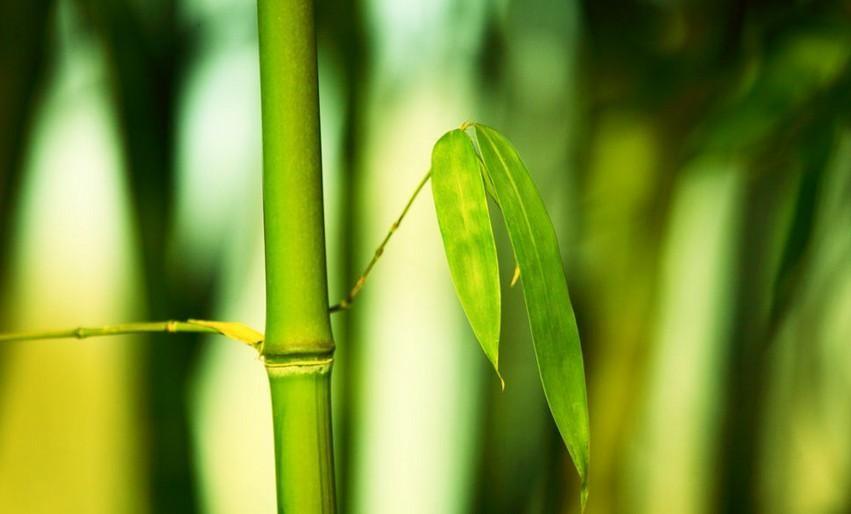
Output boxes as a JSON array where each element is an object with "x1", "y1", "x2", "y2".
[
  {"x1": 0, "y1": 319, "x2": 264, "y2": 349},
  {"x1": 329, "y1": 169, "x2": 432, "y2": 313}
]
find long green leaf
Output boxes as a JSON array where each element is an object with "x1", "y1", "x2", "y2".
[
  {"x1": 474, "y1": 124, "x2": 590, "y2": 506},
  {"x1": 432, "y1": 129, "x2": 502, "y2": 382}
]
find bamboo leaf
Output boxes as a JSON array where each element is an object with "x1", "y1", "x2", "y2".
[
  {"x1": 474, "y1": 124, "x2": 590, "y2": 506},
  {"x1": 431, "y1": 129, "x2": 503, "y2": 384}
]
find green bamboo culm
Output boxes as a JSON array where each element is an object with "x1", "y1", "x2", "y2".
[{"x1": 257, "y1": 0, "x2": 337, "y2": 512}]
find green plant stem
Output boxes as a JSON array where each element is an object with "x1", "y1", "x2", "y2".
[
  {"x1": 267, "y1": 361, "x2": 336, "y2": 513},
  {"x1": 0, "y1": 321, "x2": 226, "y2": 343},
  {"x1": 258, "y1": 0, "x2": 333, "y2": 355},
  {"x1": 330, "y1": 170, "x2": 431, "y2": 312},
  {"x1": 257, "y1": 0, "x2": 337, "y2": 512}
]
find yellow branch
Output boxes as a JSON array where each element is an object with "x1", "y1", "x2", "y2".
[{"x1": 0, "y1": 319, "x2": 264, "y2": 350}]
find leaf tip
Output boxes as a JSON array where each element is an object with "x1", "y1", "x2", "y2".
[
  {"x1": 580, "y1": 482, "x2": 589, "y2": 513},
  {"x1": 484, "y1": 351, "x2": 505, "y2": 390}
]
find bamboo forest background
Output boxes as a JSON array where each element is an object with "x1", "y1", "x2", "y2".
[{"x1": 1, "y1": 0, "x2": 850, "y2": 513}]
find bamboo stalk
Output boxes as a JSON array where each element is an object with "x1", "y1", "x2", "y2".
[
  {"x1": 266, "y1": 363, "x2": 336, "y2": 513},
  {"x1": 258, "y1": 0, "x2": 333, "y2": 355},
  {"x1": 256, "y1": 0, "x2": 337, "y2": 512}
]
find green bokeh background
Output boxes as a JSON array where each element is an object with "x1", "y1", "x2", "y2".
[{"x1": 0, "y1": 0, "x2": 849, "y2": 513}]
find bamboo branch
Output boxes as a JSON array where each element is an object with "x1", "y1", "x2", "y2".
[
  {"x1": 0, "y1": 319, "x2": 264, "y2": 349},
  {"x1": 330, "y1": 169, "x2": 432, "y2": 313}
]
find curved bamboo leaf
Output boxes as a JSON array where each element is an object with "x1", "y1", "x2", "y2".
[
  {"x1": 431, "y1": 129, "x2": 502, "y2": 383},
  {"x1": 474, "y1": 124, "x2": 590, "y2": 507}
]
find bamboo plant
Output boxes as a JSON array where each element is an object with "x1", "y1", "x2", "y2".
[{"x1": 0, "y1": 0, "x2": 590, "y2": 512}]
